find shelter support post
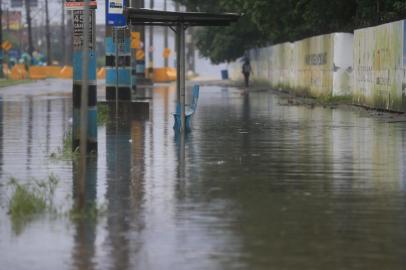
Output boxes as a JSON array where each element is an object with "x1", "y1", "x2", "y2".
[{"x1": 176, "y1": 23, "x2": 186, "y2": 132}]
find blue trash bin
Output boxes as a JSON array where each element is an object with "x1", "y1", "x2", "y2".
[{"x1": 221, "y1": 69, "x2": 229, "y2": 80}]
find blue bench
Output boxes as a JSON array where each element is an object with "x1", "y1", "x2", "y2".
[{"x1": 173, "y1": 85, "x2": 200, "y2": 131}]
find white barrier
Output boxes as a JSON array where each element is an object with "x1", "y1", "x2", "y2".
[
  {"x1": 229, "y1": 21, "x2": 406, "y2": 112},
  {"x1": 230, "y1": 33, "x2": 353, "y2": 97},
  {"x1": 353, "y1": 20, "x2": 406, "y2": 111}
]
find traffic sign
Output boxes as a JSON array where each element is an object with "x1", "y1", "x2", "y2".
[
  {"x1": 106, "y1": 0, "x2": 126, "y2": 27},
  {"x1": 2, "y1": 41, "x2": 12, "y2": 51}
]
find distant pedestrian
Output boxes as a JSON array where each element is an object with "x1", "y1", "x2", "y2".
[{"x1": 242, "y1": 60, "x2": 252, "y2": 88}]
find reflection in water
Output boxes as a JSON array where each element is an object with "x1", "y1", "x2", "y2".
[
  {"x1": 26, "y1": 97, "x2": 33, "y2": 172},
  {"x1": 72, "y1": 158, "x2": 97, "y2": 270},
  {"x1": 1, "y1": 83, "x2": 406, "y2": 269},
  {"x1": 104, "y1": 102, "x2": 149, "y2": 269}
]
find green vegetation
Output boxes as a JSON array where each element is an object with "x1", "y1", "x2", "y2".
[
  {"x1": 49, "y1": 128, "x2": 79, "y2": 160},
  {"x1": 6, "y1": 174, "x2": 107, "y2": 234},
  {"x1": 7, "y1": 175, "x2": 59, "y2": 234},
  {"x1": 0, "y1": 79, "x2": 32, "y2": 88},
  {"x1": 69, "y1": 202, "x2": 107, "y2": 222},
  {"x1": 174, "y1": 0, "x2": 406, "y2": 63},
  {"x1": 97, "y1": 104, "x2": 110, "y2": 125}
]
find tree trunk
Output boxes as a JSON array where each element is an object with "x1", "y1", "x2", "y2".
[
  {"x1": 45, "y1": 0, "x2": 51, "y2": 65},
  {"x1": 24, "y1": 0, "x2": 33, "y2": 58},
  {"x1": 61, "y1": 0, "x2": 66, "y2": 65}
]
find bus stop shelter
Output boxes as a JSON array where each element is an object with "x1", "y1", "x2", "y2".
[{"x1": 125, "y1": 8, "x2": 240, "y2": 132}]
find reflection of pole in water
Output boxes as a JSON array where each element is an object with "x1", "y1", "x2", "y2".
[
  {"x1": 46, "y1": 100, "x2": 51, "y2": 154},
  {"x1": 71, "y1": 157, "x2": 97, "y2": 270},
  {"x1": 26, "y1": 97, "x2": 33, "y2": 172},
  {"x1": 105, "y1": 107, "x2": 133, "y2": 269},
  {"x1": 0, "y1": 97, "x2": 3, "y2": 178},
  {"x1": 175, "y1": 131, "x2": 186, "y2": 179}
]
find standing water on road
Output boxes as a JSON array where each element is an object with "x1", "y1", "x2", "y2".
[{"x1": 0, "y1": 79, "x2": 406, "y2": 270}]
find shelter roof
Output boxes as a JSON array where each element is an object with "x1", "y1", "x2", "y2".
[{"x1": 125, "y1": 8, "x2": 240, "y2": 27}]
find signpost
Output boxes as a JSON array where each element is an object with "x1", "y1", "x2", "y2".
[
  {"x1": 66, "y1": 0, "x2": 97, "y2": 154},
  {"x1": 105, "y1": 0, "x2": 131, "y2": 101}
]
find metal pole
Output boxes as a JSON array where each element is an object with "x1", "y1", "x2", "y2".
[
  {"x1": 0, "y1": 0, "x2": 4, "y2": 79},
  {"x1": 78, "y1": 0, "x2": 91, "y2": 209},
  {"x1": 163, "y1": 0, "x2": 168, "y2": 68},
  {"x1": 45, "y1": 0, "x2": 51, "y2": 65},
  {"x1": 115, "y1": 27, "x2": 119, "y2": 117},
  {"x1": 176, "y1": 24, "x2": 180, "y2": 107},
  {"x1": 24, "y1": 0, "x2": 33, "y2": 59},
  {"x1": 61, "y1": 0, "x2": 66, "y2": 65},
  {"x1": 148, "y1": 0, "x2": 154, "y2": 79},
  {"x1": 176, "y1": 23, "x2": 186, "y2": 131}
]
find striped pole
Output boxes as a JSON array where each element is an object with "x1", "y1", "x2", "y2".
[
  {"x1": 72, "y1": 9, "x2": 97, "y2": 153},
  {"x1": 105, "y1": 27, "x2": 132, "y2": 101}
]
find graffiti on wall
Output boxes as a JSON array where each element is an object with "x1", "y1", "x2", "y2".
[{"x1": 353, "y1": 20, "x2": 406, "y2": 111}]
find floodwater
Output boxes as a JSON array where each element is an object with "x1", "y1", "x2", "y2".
[{"x1": 1, "y1": 79, "x2": 406, "y2": 270}]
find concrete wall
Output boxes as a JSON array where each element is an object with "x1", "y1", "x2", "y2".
[
  {"x1": 229, "y1": 21, "x2": 406, "y2": 112},
  {"x1": 230, "y1": 33, "x2": 354, "y2": 98},
  {"x1": 353, "y1": 20, "x2": 406, "y2": 111}
]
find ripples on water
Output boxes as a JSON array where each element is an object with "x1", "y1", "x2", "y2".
[{"x1": 0, "y1": 80, "x2": 406, "y2": 269}]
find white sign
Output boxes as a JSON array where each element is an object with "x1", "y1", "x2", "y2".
[{"x1": 109, "y1": 0, "x2": 124, "y2": 14}]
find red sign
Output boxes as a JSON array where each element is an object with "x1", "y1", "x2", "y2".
[{"x1": 65, "y1": 0, "x2": 97, "y2": 10}]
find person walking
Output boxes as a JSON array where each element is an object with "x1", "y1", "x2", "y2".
[{"x1": 242, "y1": 59, "x2": 252, "y2": 88}]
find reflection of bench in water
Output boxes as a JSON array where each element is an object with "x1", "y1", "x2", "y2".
[{"x1": 173, "y1": 85, "x2": 200, "y2": 131}]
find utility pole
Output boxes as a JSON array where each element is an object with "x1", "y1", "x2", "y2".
[
  {"x1": 148, "y1": 0, "x2": 154, "y2": 79},
  {"x1": 72, "y1": 0, "x2": 97, "y2": 153},
  {"x1": 24, "y1": 0, "x2": 33, "y2": 58},
  {"x1": 6, "y1": 9, "x2": 8, "y2": 32},
  {"x1": 61, "y1": 0, "x2": 66, "y2": 65},
  {"x1": 45, "y1": 0, "x2": 51, "y2": 65},
  {"x1": 163, "y1": 0, "x2": 168, "y2": 68},
  {"x1": 0, "y1": 0, "x2": 4, "y2": 78}
]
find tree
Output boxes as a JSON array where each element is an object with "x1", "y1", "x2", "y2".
[{"x1": 173, "y1": 0, "x2": 406, "y2": 63}]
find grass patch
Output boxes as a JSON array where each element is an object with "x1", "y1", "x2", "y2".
[
  {"x1": 97, "y1": 103, "x2": 110, "y2": 125},
  {"x1": 0, "y1": 79, "x2": 32, "y2": 88},
  {"x1": 49, "y1": 128, "x2": 79, "y2": 161},
  {"x1": 5, "y1": 173, "x2": 107, "y2": 234},
  {"x1": 69, "y1": 202, "x2": 107, "y2": 222},
  {"x1": 7, "y1": 174, "x2": 59, "y2": 234}
]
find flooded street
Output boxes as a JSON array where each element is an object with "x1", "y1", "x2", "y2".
[{"x1": 1, "y1": 79, "x2": 406, "y2": 269}]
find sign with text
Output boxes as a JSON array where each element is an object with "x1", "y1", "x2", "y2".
[
  {"x1": 106, "y1": 0, "x2": 126, "y2": 26},
  {"x1": 73, "y1": 10, "x2": 95, "y2": 50},
  {"x1": 65, "y1": 0, "x2": 97, "y2": 10}
]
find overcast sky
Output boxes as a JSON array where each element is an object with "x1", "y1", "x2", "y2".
[{"x1": 4, "y1": 0, "x2": 180, "y2": 26}]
